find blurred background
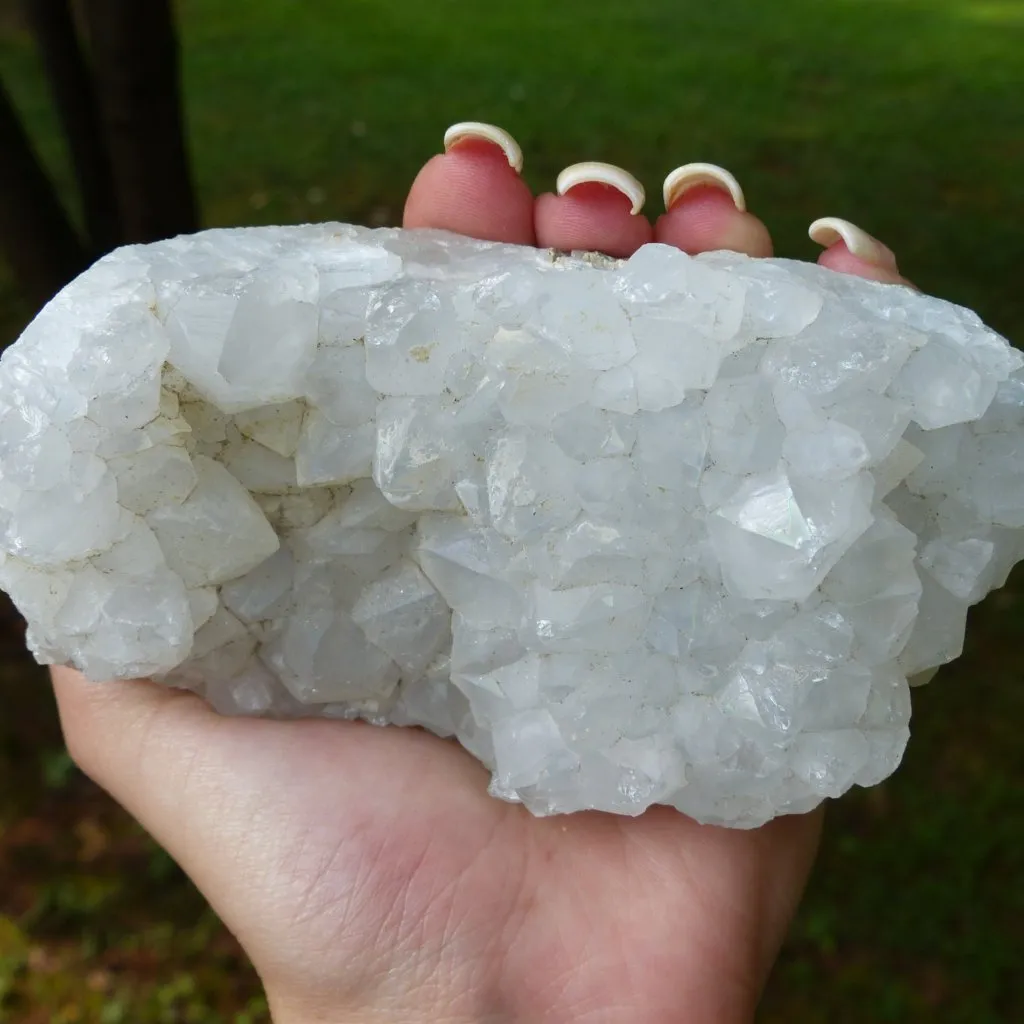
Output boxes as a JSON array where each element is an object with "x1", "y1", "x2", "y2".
[{"x1": 0, "y1": 0, "x2": 1021, "y2": 1020}]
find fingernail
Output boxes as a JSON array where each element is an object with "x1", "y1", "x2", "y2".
[
  {"x1": 808, "y1": 217, "x2": 898, "y2": 271},
  {"x1": 443, "y1": 122, "x2": 523, "y2": 172},
  {"x1": 662, "y1": 163, "x2": 746, "y2": 212},
  {"x1": 556, "y1": 162, "x2": 646, "y2": 215}
]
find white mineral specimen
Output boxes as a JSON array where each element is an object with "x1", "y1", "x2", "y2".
[{"x1": 2, "y1": 224, "x2": 1023, "y2": 827}]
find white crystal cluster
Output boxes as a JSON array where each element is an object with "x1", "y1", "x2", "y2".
[{"x1": 2, "y1": 224, "x2": 1023, "y2": 827}]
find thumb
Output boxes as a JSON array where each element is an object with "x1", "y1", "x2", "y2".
[{"x1": 49, "y1": 666, "x2": 456, "y2": 983}]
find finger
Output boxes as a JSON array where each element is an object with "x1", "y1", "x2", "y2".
[
  {"x1": 809, "y1": 217, "x2": 911, "y2": 286},
  {"x1": 50, "y1": 666, "x2": 488, "y2": 854},
  {"x1": 654, "y1": 163, "x2": 773, "y2": 257},
  {"x1": 403, "y1": 122, "x2": 536, "y2": 245},
  {"x1": 751, "y1": 807, "x2": 825, "y2": 979},
  {"x1": 534, "y1": 161, "x2": 654, "y2": 258},
  {"x1": 49, "y1": 666, "x2": 255, "y2": 921},
  {"x1": 48, "y1": 667, "x2": 491, "y2": 966},
  {"x1": 50, "y1": 666, "x2": 280, "y2": 881}
]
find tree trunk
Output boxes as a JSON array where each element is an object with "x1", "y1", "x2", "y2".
[
  {"x1": 22, "y1": 0, "x2": 121, "y2": 254},
  {"x1": 0, "y1": 80, "x2": 88, "y2": 310},
  {"x1": 82, "y1": 0, "x2": 198, "y2": 243}
]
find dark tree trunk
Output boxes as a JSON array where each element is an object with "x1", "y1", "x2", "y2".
[
  {"x1": 22, "y1": 0, "x2": 121, "y2": 254},
  {"x1": 0, "y1": 80, "x2": 88, "y2": 310},
  {"x1": 82, "y1": 0, "x2": 198, "y2": 243}
]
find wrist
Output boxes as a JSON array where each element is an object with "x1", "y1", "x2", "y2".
[{"x1": 269, "y1": 994, "x2": 454, "y2": 1024}]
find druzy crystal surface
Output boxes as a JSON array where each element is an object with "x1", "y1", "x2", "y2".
[{"x1": 2, "y1": 223, "x2": 1023, "y2": 827}]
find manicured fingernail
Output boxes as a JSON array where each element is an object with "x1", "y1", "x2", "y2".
[
  {"x1": 556, "y1": 162, "x2": 646, "y2": 215},
  {"x1": 662, "y1": 163, "x2": 746, "y2": 212},
  {"x1": 808, "y1": 217, "x2": 898, "y2": 270},
  {"x1": 443, "y1": 122, "x2": 523, "y2": 172}
]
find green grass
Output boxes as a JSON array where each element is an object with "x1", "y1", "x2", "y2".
[
  {"x1": 3, "y1": 0, "x2": 1023, "y2": 340},
  {"x1": 1, "y1": 0, "x2": 1023, "y2": 1019}
]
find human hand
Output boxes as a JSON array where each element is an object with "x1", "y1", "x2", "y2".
[{"x1": 51, "y1": 125, "x2": 911, "y2": 1024}]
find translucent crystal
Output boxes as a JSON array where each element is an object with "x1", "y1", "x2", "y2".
[{"x1": 2, "y1": 223, "x2": 1022, "y2": 828}]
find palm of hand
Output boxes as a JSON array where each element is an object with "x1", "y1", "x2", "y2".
[
  {"x1": 56, "y1": 675, "x2": 821, "y2": 1023},
  {"x1": 53, "y1": 132, "x2": 907, "y2": 1023}
]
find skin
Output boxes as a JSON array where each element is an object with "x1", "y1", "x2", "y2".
[{"x1": 51, "y1": 137, "x2": 909, "y2": 1024}]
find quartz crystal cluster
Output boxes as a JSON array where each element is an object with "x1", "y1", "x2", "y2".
[{"x1": 2, "y1": 223, "x2": 1023, "y2": 827}]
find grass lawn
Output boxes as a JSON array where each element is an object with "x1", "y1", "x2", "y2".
[{"x1": 1, "y1": 0, "x2": 1023, "y2": 1019}]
